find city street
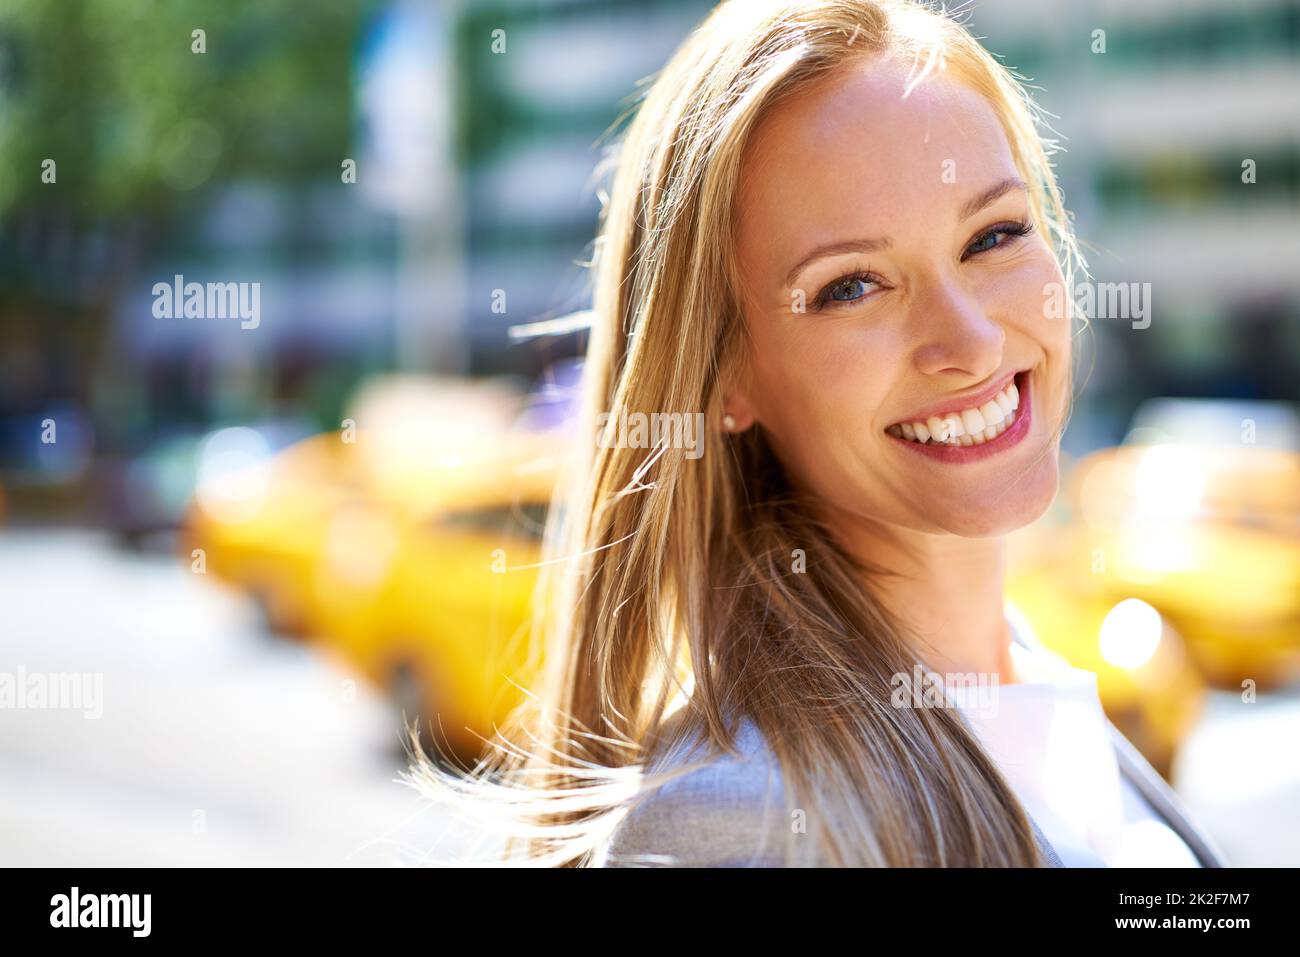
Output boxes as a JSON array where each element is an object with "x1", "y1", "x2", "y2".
[
  {"x1": 0, "y1": 528, "x2": 485, "y2": 867},
  {"x1": 0, "y1": 527, "x2": 1295, "y2": 867}
]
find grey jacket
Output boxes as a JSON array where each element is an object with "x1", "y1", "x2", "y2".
[{"x1": 597, "y1": 621, "x2": 1228, "y2": 867}]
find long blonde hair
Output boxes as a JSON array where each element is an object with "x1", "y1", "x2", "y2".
[{"x1": 407, "y1": 0, "x2": 1084, "y2": 867}]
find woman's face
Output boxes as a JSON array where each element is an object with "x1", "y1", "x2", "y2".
[{"x1": 729, "y1": 54, "x2": 1071, "y2": 539}]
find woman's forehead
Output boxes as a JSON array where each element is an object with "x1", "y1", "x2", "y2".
[{"x1": 735, "y1": 56, "x2": 1018, "y2": 252}]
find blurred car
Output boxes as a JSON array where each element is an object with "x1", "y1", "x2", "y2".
[
  {"x1": 0, "y1": 404, "x2": 96, "y2": 518},
  {"x1": 100, "y1": 417, "x2": 315, "y2": 552},
  {"x1": 1009, "y1": 397, "x2": 1300, "y2": 773},
  {"x1": 1100, "y1": 397, "x2": 1299, "y2": 690},
  {"x1": 181, "y1": 425, "x2": 363, "y2": 636},
  {"x1": 1007, "y1": 562, "x2": 1208, "y2": 779},
  {"x1": 1066, "y1": 440, "x2": 1300, "y2": 690},
  {"x1": 181, "y1": 375, "x2": 568, "y2": 765},
  {"x1": 309, "y1": 433, "x2": 556, "y2": 765}
]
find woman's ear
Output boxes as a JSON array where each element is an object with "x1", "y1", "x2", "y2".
[
  {"x1": 720, "y1": 391, "x2": 757, "y2": 433},
  {"x1": 719, "y1": 361, "x2": 759, "y2": 433},
  {"x1": 718, "y1": 330, "x2": 758, "y2": 433}
]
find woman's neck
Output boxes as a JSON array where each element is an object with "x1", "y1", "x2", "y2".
[{"x1": 836, "y1": 515, "x2": 1018, "y2": 684}]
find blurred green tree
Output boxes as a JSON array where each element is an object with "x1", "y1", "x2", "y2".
[
  {"x1": 0, "y1": 0, "x2": 375, "y2": 217},
  {"x1": 0, "y1": 0, "x2": 381, "y2": 464}
]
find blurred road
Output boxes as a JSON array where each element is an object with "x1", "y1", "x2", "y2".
[
  {"x1": 0, "y1": 528, "x2": 1294, "y2": 867},
  {"x1": 0, "y1": 528, "x2": 486, "y2": 867},
  {"x1": 1175, "y1": 689, "x2": 1300, "y2": 867}
]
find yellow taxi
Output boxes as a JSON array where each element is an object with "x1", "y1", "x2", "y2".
[
  {"x1": 1008, "y1": 411, "x2": 1300, "y2": 773},
  {"x1": 181, "y1": 376, "x2": 563, "y2": 766},
  {"x1": 307, "y1": 429, "x2": 557, "y2": 765}
]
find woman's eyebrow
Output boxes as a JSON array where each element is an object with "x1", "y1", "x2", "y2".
[
  {"x1": 784, "y1": 236, "x2": 891, "y2": 290},
  {"x1": 782, "y1": 176, "x2": 1030, "y2": 290},
  {"x1": 959, "y1": 176, "x2": 1029, "y2": 221}
]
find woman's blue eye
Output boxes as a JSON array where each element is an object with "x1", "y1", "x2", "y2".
[
  {"x1": 822, "y1": 275, "x2": 875, "y2": 305},
  {"x1": 831, "y1": 278, "x2": 870, "y2": 301},
  {"x1": 964, "y1": 221, "x2": 1032, "y2": 258}
]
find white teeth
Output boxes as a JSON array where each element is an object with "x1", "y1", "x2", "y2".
[
  {"x1": 979, "y1": 400, "x2": 1004, "y2": 427},
  {"x1": 926, "y1": 416, "x2": 950, "y2": 442},
  {"x1": 888, "y1": 377, "x2": 1023, "y2": 446}
]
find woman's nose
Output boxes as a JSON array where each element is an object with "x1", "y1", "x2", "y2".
[{"x1": 909, "y1": 276, "x2": 1006, "y2": 379}]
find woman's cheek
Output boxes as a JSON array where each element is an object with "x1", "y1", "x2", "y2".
[
  {"x1": 1023, "y1": 257, "x2": 1072, "y2": 361},
  {"x1": 984, "y1": 253, "x2": 1069, "y2": 356},
  {"x1": 797, "y1": 324, "x2": 895, "y2": 419},
  {"x1": 757, "y1": 325, "x2": 885, "y2": 457}
]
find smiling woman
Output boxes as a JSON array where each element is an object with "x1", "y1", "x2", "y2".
[{"x1": 405, "y1": 0, "x2": 1226, "y2": 868}]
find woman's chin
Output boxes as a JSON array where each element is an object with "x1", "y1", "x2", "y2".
[{"x1": 922, "y1": 455, "x2": 1060, "y2": 538}]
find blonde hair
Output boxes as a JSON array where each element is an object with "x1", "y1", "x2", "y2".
[{"x1": 407, "y1": 0, "x2": 1084, "y2": 867}]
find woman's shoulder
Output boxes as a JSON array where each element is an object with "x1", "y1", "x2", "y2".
[{"x1": 595, "y1": 712, "x2": 820, "y2": 867}]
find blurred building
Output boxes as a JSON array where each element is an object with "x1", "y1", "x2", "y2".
[
  {"x1": 0, "y1": 0, "x2": 1297, "y2": 509},
  {"x1": 966, "y1": 0, "x2": 1300, "y2": 450}
]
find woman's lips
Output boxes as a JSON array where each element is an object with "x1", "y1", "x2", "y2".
[
  {"x1": 891, "y1": 370, "x2": 1019, "y2": 428},
  {"x1": 885, "y1": 371, "x2": 1033, "y2": 463}
]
